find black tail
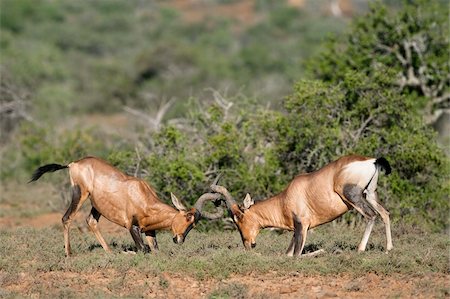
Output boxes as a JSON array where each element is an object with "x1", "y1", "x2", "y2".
[
  {"x1": 28, "y1": 163, "x2": 68, "y2": 183},
  {"x1": 375, "y1": 157, "x2": 391, "y2": 175}
]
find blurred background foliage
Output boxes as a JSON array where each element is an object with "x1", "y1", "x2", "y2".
[{"x1": 0, "y1": 0, "x2": 448, "y2": 230}]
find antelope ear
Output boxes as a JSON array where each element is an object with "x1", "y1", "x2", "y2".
[
  {"x1": 233, "y1": 214, "x2": 240, "y2": 222},
  {"x1": 185, "y1": 212, "x2": 195, "y2": 222},
  {"x1": 171, "y1": 193, "x2": 187, "y2": 211},
  {"x1": 243, "y1": 193, "x2": 254, "y2": 210},
  {"x1": 231, "y1": 205, "x2": 244, "y2": 221},
  {"x1": 231, "y1": 205, "x2": 244, "y2": 222}
]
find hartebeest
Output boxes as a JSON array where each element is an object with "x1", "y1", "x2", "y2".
[
  {"x1": 211, "y1": 155, "x2": 393, "y2": 256},
  {"x1": 29, "y1": 156, "x2": 222, "y2": 256}
]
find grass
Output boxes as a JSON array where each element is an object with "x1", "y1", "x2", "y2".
[
  {"x1": 0, "y1": 219, "x2": 448, "y2": 298},
  {"x1": 209, "y1": 282, "x2": 248, "y2": 299},
  {"x1": 0, "y1": 222, "x2": 448, "y2": 280},
  {"x1": 0, "y1": 182, "x2": 448, "y2": 297}
]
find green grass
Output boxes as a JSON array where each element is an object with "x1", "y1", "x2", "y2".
[{"x1": 0, "y1": 223, "x2": 447, "y2": 280}]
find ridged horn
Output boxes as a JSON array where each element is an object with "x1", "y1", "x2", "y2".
[
  {"x1": 210, "y1": 184, "x2": 237, "y2": 211},
  {"x1": 194, "y1": 193, "x2": 223, "y2": 220}
]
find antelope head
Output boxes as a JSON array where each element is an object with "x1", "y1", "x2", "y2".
[
  {"x1": 170, "y1": 192, "x2": 223, "y2": 244},
  {"x1": 210, "y1": 184, "x2": 259, "y2": 250}
]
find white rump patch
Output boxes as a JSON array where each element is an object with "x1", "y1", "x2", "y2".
[{"x1": 342, "y1": 159, "x2": 377, "y2": 188}]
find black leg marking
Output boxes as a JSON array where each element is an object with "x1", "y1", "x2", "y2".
[
  {"x1": 90, "y1": 207, "x2": 101, "y2": 221},
  {"x1": 343, "y1": 184, "x2": 377, "y2": 218},
  {"x1": 130, "y1": 225, "x2": 149, "y2": 253},
  {"x1": 293, "y1": 219, "x2": 303, "y2": 256},
  {"x1": 62, "y1": 185, "x2": 81, "y2": 223},
  {"x1": 86, "y1": 207, "x2": 101, "y2": 229}
]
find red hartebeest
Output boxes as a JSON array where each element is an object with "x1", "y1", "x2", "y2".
[
  {"x1": 29, "y1": 156, "x2": 222, "y2": 256},
  {"x1": 211, "y1": 155, "x2": 393, "y2": 256}
]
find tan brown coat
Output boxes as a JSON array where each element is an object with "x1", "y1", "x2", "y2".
[
  {"x1": 212, "y1": 155, "x2": 392, "y2": 256},
  {"x1": 30, "y1": 157, "x2": 221, "y2": 256}
]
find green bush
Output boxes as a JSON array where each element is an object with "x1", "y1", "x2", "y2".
[
  {"x1": 263, "y1": 71, "x2": 448, "y2": 229},
  {"x1": 307, "y1": 0, "x2": 449, "y2": 117},
  {"x1": 1, "y1": 0, "x2": 447, "y2": 231},
  {"x1": 117, "y1": 68, "x2": 448, "y2": 229}
]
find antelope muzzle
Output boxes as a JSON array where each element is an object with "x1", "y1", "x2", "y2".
[{"x1": 173, "y1": 235, "x2": 184, "y2": 244}]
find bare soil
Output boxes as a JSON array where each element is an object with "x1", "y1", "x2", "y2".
[
  {"x1": 2, "y1": 266, "x2": 448, "y2": 298},
  {"x1": 1, "y1": 212, "x2": 448, "y2": 298}
]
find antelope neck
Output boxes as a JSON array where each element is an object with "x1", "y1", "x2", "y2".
[
  {"x1": 142, "y1": 203, "x2": 179, "y2": 231},
  {"x1": 250, "y1": 194, "x2": 291, "y2": 230}
]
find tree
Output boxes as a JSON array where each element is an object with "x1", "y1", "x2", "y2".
[
  {"x1": 129, "y1": 70, "x2": 448, "y2": 229},
  {"x1": 307, "y1": 0, "x2": 449, "y2": 126},
  {"x1": 261, "y1": 70, "x2": 448, "y2": 229}
]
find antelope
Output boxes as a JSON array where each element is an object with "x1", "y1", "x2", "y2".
[
  {"x1": 29, "y1": 156, "x2": 222, "y2": 256},
  {"x1": 211, "y1": 155, "x2": 393, "y2": 256}
]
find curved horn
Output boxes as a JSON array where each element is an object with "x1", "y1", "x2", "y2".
[
  {"x1": 210, "y1": 184, "x2": 237, "y2": 211},
  {"x1": 194, "y1": 193, "x2": 224, "y2": 220}
]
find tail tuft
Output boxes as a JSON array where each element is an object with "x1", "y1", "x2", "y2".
[
  {"x1": 375, "y1": 157, "x2": 391, "y2": 175},
  {"x1": 28, "y1": 163, "x2": 68, "y2": 183}
]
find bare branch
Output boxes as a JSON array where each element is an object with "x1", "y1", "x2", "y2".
[
  {"x1": 353, "y1": 114, "x2": 374, "y2": 142},
  {"x1": 123, "y1": 99, "x2": 174, "y2": 131},
  {"x1": 432, "y1": 93, "x2": 450, "y2": 106},
  {"x1": 376, "y1": 43, "x2": 407, "y2": 65},
  {"x1": 134, "y1": 146, "x2": 142, "y2": 178},
  {"x1": 425, "y1": 108, "x2": 450, "y2": 125},
  {"x1": 154, "y1": 99, "x2": 175, "y2": 127},
  {"x1": 205, "y1": 88, "x2": 234, "y2": 120}
]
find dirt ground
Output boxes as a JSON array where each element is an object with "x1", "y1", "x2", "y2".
[
  {"x1": 1, "y1": 212, "x2": 448, "y2": 298},
  {"x1": 3, "y1": 268, "x2": 448, "y2": 299}
]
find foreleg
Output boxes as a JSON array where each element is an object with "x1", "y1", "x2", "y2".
[
  {"x1": 144, "y1": 230, "x2": 159, "y2": 252},
  {"x1": 129, "y1": 225, "x2": 150, "y2": 253},
  {"x1": 286, "y1": 235, "x2": 295, "y2": 256},
  {"x1": 293, "y1": 218, "x2": 308, "y2": 257}
]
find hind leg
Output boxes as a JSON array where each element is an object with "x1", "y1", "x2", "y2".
[
  {"x1": 62, "y1": 185, "x2": 89, "y2": 257},
  {"x1": 339, "y1": 184, "x2": 377, "y2": 219},
  {"x1": 365, "y1": 191, "x2": 393, "y2": 251},
  {"x1": 336, "y1": 184, "x2": 378, "y2": 252},
  {"x1": 357, "y1": 218, "x2": 375, "y2": 251},
  {"x1": 86, "y1": 207, "x2": 111, "y2": 253}
]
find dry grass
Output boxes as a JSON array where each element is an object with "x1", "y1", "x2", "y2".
[
  {"x1": 0, "y1": 181, "x2": 448, "y2": 298},
  {"x1": 0, "y1": 223, "x2": 448, "y2": 278}
]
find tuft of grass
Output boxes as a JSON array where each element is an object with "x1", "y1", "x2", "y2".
[
  {"x1": 159, "y1": 276, "x2": 169, "y2": 289},
  {"x1": 209, "y1": 282, "x2": 248, "y2": 299}
]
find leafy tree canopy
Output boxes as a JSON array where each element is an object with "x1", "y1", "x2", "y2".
[{"x1": 307, "y1": 0, "x2": 449, "y2": 123}]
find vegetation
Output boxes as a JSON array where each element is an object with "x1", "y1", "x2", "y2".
[
  {"x1": 1, "y1": 2, "x2": 448, "y2": 298},
  {"x1": 1, "y1": 0, "x2": 448, "y2": 234},
  {"x1": 0, "y1": 224, "x2": 448, "y2": 278},
  {"x1": 307, "y1": 0, "x2": 449, "y2": 124},
  {"x1": 0, "y1": 0, "x2": 348, "y2": 120}
]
